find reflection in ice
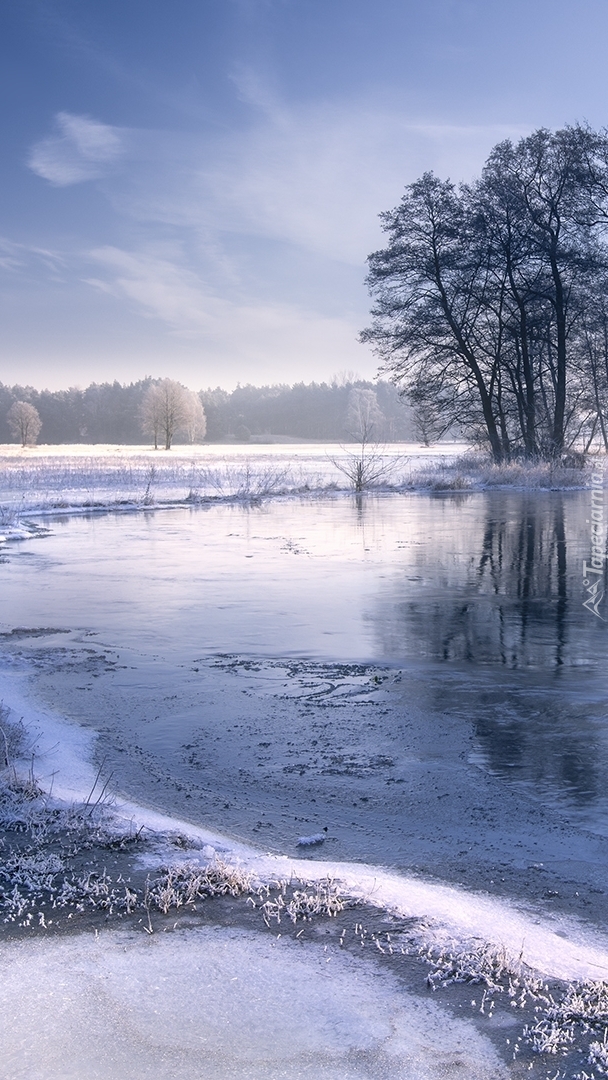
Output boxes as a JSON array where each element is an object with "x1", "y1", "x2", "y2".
[{"x1": 0, "y1": 489, "x2": 607, "y2": 840}]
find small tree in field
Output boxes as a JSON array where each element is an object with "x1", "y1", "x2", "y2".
[
  {"x1": 329, "y1": 388, "x2": 396, "y2": 491},
  {"x1": 7, "y1": 401, "x2": 42, "y2": 447},
  {"x1": 140, "y1": 379, "x2": 192, "y2": 449}
]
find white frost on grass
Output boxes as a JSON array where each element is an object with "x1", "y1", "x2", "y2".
[
  {"x1": 0, "y1": 925, "x2": 509, "y2": 1080},
  {"x1": 0, "y1": 442, "x2": 445, "y2": 512},
  {"x1": 6, "y1": 441, "x2": 565, "y2": 519}
]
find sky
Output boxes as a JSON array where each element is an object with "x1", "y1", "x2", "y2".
[{"x1": 1, "y1": 0, "x2": 608, "y2": 392}]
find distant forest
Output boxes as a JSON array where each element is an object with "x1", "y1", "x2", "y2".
[{"x1": 0, "y1": 377, "x2": 416, "y2": 445}]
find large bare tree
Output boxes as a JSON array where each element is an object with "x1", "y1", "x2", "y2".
[{"x1": 362, "y1": 125, "x2": 608, "y2": 461}]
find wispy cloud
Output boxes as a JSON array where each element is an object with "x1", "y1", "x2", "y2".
[
  {"x1": 27, "y1": 99, "x2": 525, "y2": 263},
  {"x1": 85, "y1": 244, "x2": 365, "y2": 381},
  {"x1": 28, "y1": 112, "x2": 124, "y2": 186},
  {"x1": 19, "y1": 91, "x2": 528, "y2": 384},
  {"x1": 99, "y1": 89, "x2": 526, "y2": 267},
  {"x1": 0, "y1": 236, "x2": 67, "y2": 276}
]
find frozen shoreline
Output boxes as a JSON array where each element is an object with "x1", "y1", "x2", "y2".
[
  {"x1": 4, "y1": 650, "x2": 608, "y2": 1077},
  {"x1": 0, "y1": 441, "x2": 596, "y2": 525},
  {"x1": 3, "y1": 670, "x2": 608, "y2": 987}
]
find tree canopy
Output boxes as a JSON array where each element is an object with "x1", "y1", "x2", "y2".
[{"x1": 362, "y1": 125, "x2": 608, "y2": 461}]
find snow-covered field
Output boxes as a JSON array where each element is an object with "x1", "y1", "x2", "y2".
[
  {"x1": 0, "y1": 440, "x2": 593, "y2": 525},
  {"x1": 0, "y1": 442, "x2": 464, "y2": 516}
]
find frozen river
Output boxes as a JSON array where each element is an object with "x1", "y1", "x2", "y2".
[
  {"x1": 1, "y1": 488, "x2": 607, "y2": 854},
  {"x1": 3, "y1": 484, "x2": 608, "y2": 1079}
]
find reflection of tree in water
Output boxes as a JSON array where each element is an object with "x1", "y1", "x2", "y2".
[
  {"x1": 466, "y1": 690, "x2": 600, "y2": 807},
  {"x1": 399, "y1": 493, "x2": 598, "y2": 670},
  {"x1": 473, "y1": 494, "x2": 568, "y2": 666},
  {"x1": 371, "y1": 491, "x2": 608, "y2": 815}
]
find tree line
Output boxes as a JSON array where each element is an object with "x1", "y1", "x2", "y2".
[
  {"x1": 363, "y1": 124, "x2": 608, "y2": 462},
  {"x1": 0, "y1": 376, "x2": 415, "y2": 446}
]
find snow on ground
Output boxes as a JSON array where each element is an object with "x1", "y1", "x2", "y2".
[
  {"x1": 0, "y1": 926, "x2": 507, "y2": 1080},
  {"x1": 0, "y1": 441, "x2": 466, "y2": 516},
  {"x1": 0, "y1": 442, "x2": 465, "y2": 461}
]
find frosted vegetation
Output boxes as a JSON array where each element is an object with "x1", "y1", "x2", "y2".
[{"x1": 0, "y1": 443, "x2": 596, "y2": 521}]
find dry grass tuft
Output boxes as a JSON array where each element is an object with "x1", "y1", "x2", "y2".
[
  {"x1": 259, "y1": 877, "x2": 352, "y2": 927},
  {"x1": 147, "y1": 860, "x2": 254, "y2": 914}
]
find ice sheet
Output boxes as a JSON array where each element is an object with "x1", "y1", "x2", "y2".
[{"x1": 0, "y1": 925, "x2": 508, "y2": 1080}]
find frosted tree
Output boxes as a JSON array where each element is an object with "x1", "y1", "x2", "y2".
[
  {"x1": 183, "y1": 392, "x2": 207, "y2": 444},
  {"x1": 140, "y1": 379, "x2": 192, "y2": 449},
  {"x1": 345, "y1": 388, "x2": 384, "y2": 442},
  {"x1": 7, "y1": 401, "x2": 42, "y2": 447}
]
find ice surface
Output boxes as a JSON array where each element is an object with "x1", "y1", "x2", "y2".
[
  {"x1": 0, "y1": 925, "x2": 508, "y2": 1080},
  {"x1": 2, "y1": 478, "x2": 608, "y2": 1076},
  {"x1": 0, "y1": 674, "x2": 98, "y2": 804},
  {"x1": 3, "y1": 670, "x2": 608, "y2": 986}
]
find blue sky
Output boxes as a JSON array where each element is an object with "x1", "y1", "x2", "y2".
[{"x1": 1, "y1": 0, "x2": 608, "y2": 391}]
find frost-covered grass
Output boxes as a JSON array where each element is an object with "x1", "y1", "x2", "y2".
[
  {"x1": 257, "y1": 877, "x2": 351, "y2": 926},
  {"x1": 417, "y1": 934, "x2": 608, "y2": 1076},
  {"x1": 0, "y1": 450, "x2": 329, "y2": 513},
  {"x1": 0, "y1": 702, "x2": 40, "y2": 803},
  {"x1": 0, "y1": 442, "x2": 598, "y2": 519},
  {"x1": 403, "y1": 450, "x2": 598, "y2": 492}
]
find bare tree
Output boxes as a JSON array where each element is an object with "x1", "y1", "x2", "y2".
[
  {"x1": 183, "y1": 392, "x2": 207, "y2": 444},
  {"x1": 330, "y1": 388, "x2": 396, "y2": 491},
  {"x1": 140, "y1": 379, "x2": 192, "y2": 450},
  {"x1": 362, "y1": 173, "x2": 507, "y2": 462},
  {"x1": 362, "y1": 125, "x2": 608, "y2": 462},
  {"x1": 7, "y1": 401, "x2": 42, "y2": 447}
]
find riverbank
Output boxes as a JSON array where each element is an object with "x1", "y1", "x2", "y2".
[
  {"x1": 0, "y1": 443, "x2": 598, "y2": 525},
  {"x1": 3, "y1": 666, "x2": 608, "y2": 1077}
]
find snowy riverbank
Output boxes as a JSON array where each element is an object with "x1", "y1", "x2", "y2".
[
  {"x1": 0, "y1": 442, "x2": 597, "y2": 523},
  {"x1": 3, "y1": 666, "x2": 608, "y2": 1077}
]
